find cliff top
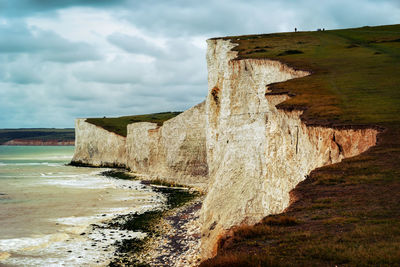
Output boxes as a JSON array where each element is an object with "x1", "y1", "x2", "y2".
[
  {"x1": 223, "y1": 24, "x2": 400, "y2": 129},
  {"x1": 85, "y1": 112, "x2": 181, "y2": 137}
]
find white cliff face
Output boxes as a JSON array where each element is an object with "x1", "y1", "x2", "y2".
[
  {"x1": 126, "y1": 102, "x2": 208, "y2": 189},
  {"x1": 71, "y1": 119, "x2": 127, "y2": 167},
  {"x1": 72, "y1": 104, "x2": 208, "y2": 189},
  {"x1": 71, "y1": 38, "x2": 379, "y2": 261},
  {"x1": 200, "y1": 39, "x2": 378, "y2": 258}
]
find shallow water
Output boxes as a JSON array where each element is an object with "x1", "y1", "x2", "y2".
[{"x1": 0, "y1": 146, "x2": 162, "y2": 266}]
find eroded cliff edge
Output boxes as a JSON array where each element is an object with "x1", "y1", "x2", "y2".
[{"x1": 199, "y1": 39, "x2": 378, "y2": 259}]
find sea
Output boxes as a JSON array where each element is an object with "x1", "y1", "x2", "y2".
[{"x1": 0, "y1": 146, "x2": 163, "y2": 266}]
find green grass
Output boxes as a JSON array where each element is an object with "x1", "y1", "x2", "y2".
[
  {"x1": 86, "y1": 112, "x2": 181, "y2": 137},
  {"x1": 0, "y1": 128, "x2": 74, "y2": 144},
  {"x1": 223, "y1": 24, "x2": 400, "y2": 127},
  {"x1": 202, "y1": 24, "x2": 400, "y2": 267}
]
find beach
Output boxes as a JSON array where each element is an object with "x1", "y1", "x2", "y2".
[{"x1": 140, "y1": 199, "x2": 203, "y2": 266}]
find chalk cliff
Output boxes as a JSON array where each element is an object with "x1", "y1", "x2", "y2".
[
  {"x1": 71, "y1": 37, "x2": 379, "y2": 261},
  {"x1": 200, "y1": 38, "x2": 378, "y2": 258},
  {"x1": 126, "y1": 102, "x2": 208, "y2": 189},
  {"x1": 71, "y1": 119, "x2": 127, "y2": 167},
  {"x1": 72, "y1": 104, "x2": 208, "y2": 189}
]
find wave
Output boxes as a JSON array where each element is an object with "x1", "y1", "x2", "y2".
[
  {"x1": 0, "y1": 207, "x2": 152, "y2": 266},
  {"x1": 0, "y1": 155, "x2": 72, "y2": 160},
  {"x1": 0, "y1": 162, "x2": 64, "y2": 167},
  {"x1": 0, "y1": 233, "x2": 70, "y2": 252}
]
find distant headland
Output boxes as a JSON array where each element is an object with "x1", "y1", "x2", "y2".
[{"x1": 0, "y1": 128, "x2": 75, "y2": 146}]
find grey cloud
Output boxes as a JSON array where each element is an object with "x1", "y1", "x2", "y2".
[
  {"x1": 0, "y1": 55, "x2": 42, "y2": 84},
  {"x1": 0, "y1": 0, "x2": 126, "y2": 17},
  {"x1": 73, "y1": 58, "x2": 154, "y2": 84},
  {"x1": 0, "y1": 23, "x2": 101, "y2": 62},
  {"x1": 120, "y1": 0, "x2": 400, "y2": 36},
  {"x1": 107, "y1": 33, "x2": 164, "y2": 56},
  {"x1": 326, "y1": 1, "x2": 400, "y2": 29},
  {"x1": 4, "y1": 69, "x2": 42, "y2": 84},
  {"x1": 113, "y1": 88, "x2": 200, "y2": 116},
  {"x1": 120, "y1": 0, "x2": 245, "y2": 36},
  {"x1": 107, "y1": 33, "x2": 201, "y2": 62},
  {"x1": 73, "y1": 45, "x2": 206, "y2": 88},
  {"x1": 43, "y1": 43, "x2": 100, "y2": 63},
  {"x1": 104, "y1": 33, "x2": 207, "y2": 87}
]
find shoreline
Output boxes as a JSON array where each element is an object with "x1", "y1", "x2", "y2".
[{"x1": 100, "y1": 170, "x2": 203, "y2": 266}]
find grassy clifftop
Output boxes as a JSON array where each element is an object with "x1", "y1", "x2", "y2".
[
  {"x1": 202, "y1": 25, "x2": 400, "y2": 266},
  {"x1": 85, "y1": 112, "x2": 181, "y2": 137},
  {"x1": 224, "y1": 24, "x2": 400, "y2": 127}
]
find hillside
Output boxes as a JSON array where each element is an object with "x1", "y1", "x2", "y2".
[
  {"x1": 201, "y1": 24, "x2": 400, "y2": 266},
  {"x1": 0, "y1": 128, "x2": 75, "y2": 145}
]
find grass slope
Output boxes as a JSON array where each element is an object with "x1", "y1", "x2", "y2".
[
  {"x1": 0, "y1": 128, "x2": 74, "y2": 144},
  {"x1": 222, "y1": 24, "x2": 400, "y2": 127},
  {"x1": 86, "y1": 112, "x2": 181, "y2": 137},
  {"x1": 202, "y1": 25, "x2": 400, "y2": 266}
]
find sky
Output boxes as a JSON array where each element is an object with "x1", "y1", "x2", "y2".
[{"x1": 0, "y1": 0, "x2": 399, "y2": 128}]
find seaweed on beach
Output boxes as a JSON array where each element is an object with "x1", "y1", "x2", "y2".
[
  {"x1": 106, "y1": 188, "x2": 198, "y2": 234},
  {"x1": 105, "y1": 209, "x2": 164, "y2": 266},
  {"x1": 141, "y1": 178, "x2": 186, "y2": 188},
  {"x1": 108, "y1": 210, "x2": 163, "y2": 234},
  {"x1": 109, "y1": 252, "x2": 150, "y2": 267},
  {"x1": 103, "y1": 169, "x2": 199, "y2": 266},
  {"x1": 114, "y1": 238, "x2": 148, "y2": 254},
  {"x1": 102, "y1": 170, "x2": 189, "y2": 189},
  {"x1": 101, "y1": 170, "x2": 199, "y2": 209},
  {"x1": 152, "y1": 186, "x2": 198, "y2": 209},
  {"x1": 101, "y1": 170, "x2": 136, "y2": 180}
]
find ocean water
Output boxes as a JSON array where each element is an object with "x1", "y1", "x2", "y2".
[{"x1": 0, "y1": 146, "x2": 163, "y2": 266}]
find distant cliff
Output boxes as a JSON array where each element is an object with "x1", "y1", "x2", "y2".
[
  {"x1": 3, "y1": 139, "x2": 74, "y2": 146},
  {"x1": 71, "y1": 37, "x2": 379, "y2": 260},
  {"x1": 71, "y1": 119, "x2": 127, "y2": 168},
  {"x1": 126, "y1": 102, "x2": 208, "y2": 188},
  {"x1": 0, "y1": 129, "x2": 74, "y2": 146},
  {"x1": 71, "y1": 102, "x2": 208, "y2": 190}
]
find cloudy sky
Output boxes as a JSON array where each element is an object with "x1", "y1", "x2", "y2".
[{"x1": 0, "y1": 0, "x2": 399, "y2": 128}]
